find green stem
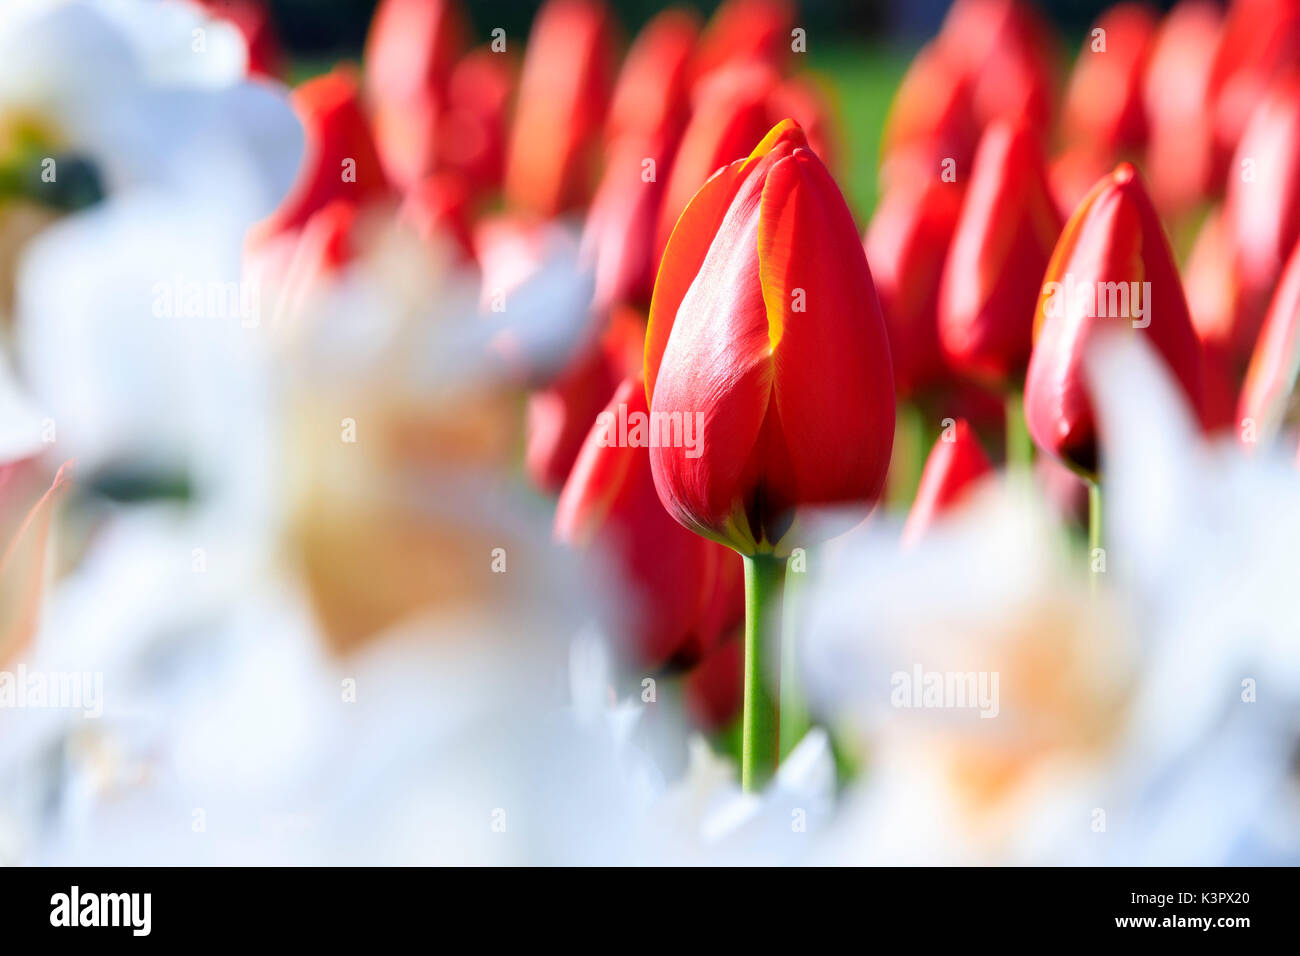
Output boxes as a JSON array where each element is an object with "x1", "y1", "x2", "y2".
[
  {"x1": 778, "y1": 560, "x2": 809, "y2": 760},
  {"x1": 741, "y1": 553, "x2": 786, "y2": 792},
  {"x1": 1005, "y1": 390, "x2": 1032, "y2": 471},
  {"x1": 1088, "y1": 480, "x2": 1103, "y2": 594}
]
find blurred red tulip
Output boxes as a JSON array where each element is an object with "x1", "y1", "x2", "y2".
[
  {"x1": 1025, "y1": 164, "x2": 1205, "y2": 477},
  {"x1": 1205, "y1": 0, "x2": 1300, "y2": 189},
  {"x1": 879, "y1": 42, "x2": 978, "y2": 190},
  {"x1": 1049, "y1": 146, "x2": 1111, "y2": 221},
  {"x1": 364, "y1": 0, "x2": 468, "y2": 189},
  {"x1": 606, "y1": 7, "x2": 700, "y2": 147},
  {"x1": 901, "y1": 419, "x2": 992, "y2": 546},
  {"x1": 1238, "y1": 240, "x2": 1300, "y2": 444},
  {"x1": 1224, "y1": 71, "x2": 1300, "y2": 323},
  {"x1": 196, "y1": 0, "x2": 284, "y2": 79},
  {"x1": 937, "y1": 0, "x2": 1059, "y2": 134},
  {"x1": 437, "y1": 48, "x2": 515, "y2": 195},
  {"x1": 864, "y1": 175, "x2": 965, "y2": 397},
  {"x1": 1183, "y1": 206, "x2": 1252, "y2": 402},
  {"x1": 645, "y1": 120, "x2": 894, "y2": 555},
  {"x1": 939, "y1": 121, "x2": 1062, "y2": 389},
  {"x1": 1061, "y1": 3, "x2": 1157, "y2": 155},
  {"x1": 655, "y1": 63, "x2": 832, "y2": 265},
  {"x1": 582, "y1": 134, "x2": 672, "y2": 311},
  {"x1": 685, "y1": 634, "x2": 744, "y2": 730},
  {"x1": 1, "y1": 462, "x2": 72, "y2": 667},
  {"x1": 691, "y1": 0, "x2": 795, "y2": 84},
  {"x1": 504, "y1": 0, "x2": 618, "y2": 217},
  {"x1": 556, "y1": 378, "x2": 737, "y2": 667},
  {"x1": 400, "y1": 172, "x2": 474, "y2": 260},
  {"x1": 253, "y1": 69, "x2": 390, "y2": 242},
  {"x1": 1143, "y1": 0, "x2": 1222, "y2": 216},
  {"x1": 527, "y1": 342, "x2": 622, "y2": 493}
]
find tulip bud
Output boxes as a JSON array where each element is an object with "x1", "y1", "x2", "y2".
[
  {"x1": 1061, "y1": 3, "x2": 1158, "y2": 156},
  {"x1": 606, "y1": 7, "x2": 700, "y2": 148},
  {"x1": 645, "y1": 120, "x2": 894, "y2": 555},
  {"x1": 864, "y1": 175, "x2": 964, "y2": 397},
  {"x1": 685, "y1": 635, "x2": 744, "y2": 730},
  {"x1": 655, "y1": 63, "x2": 833, "y2": 266},
  {"x1": 254, "y1": 69, "x2": 390, "y2": 241},
  {"x1": 1238, "y1": 240, "x2": 1300, "y2": 445},
  {"x1": 581, "y1": 134, "x2": 672, "y2": 311},
  {"x1": 879, "y1": 43, "x2": 978, "y2": 190},
  {"x1": 901, "y1": 420, "x2": 992, "y2": 546},
  {"x1": 400, "y1": 172, "x2": 474, "y2": 261},
  {"x1": 556, "y1": 378, "x2": 738, "y2": 667},
  {"x1": 937, "y1": 0, "x2": 1059, "y2": 134},
  {"x1": 691, "y1": 0, "x2": 795, "y2": 84},
  {"x1": 504, "y1": 0, "x2": 618, "y2": 217},
  {"x1": 938, "y1": 120, "x2": 1062, "y2": 389},
  {"x1": 1025, "y1": 164, "x2": 1205, "y2": 477},
  {"x1": 1142, "y1": 0, "x2": 1221, "y2": 216},
  {"x1": 1205, "y1": 0, "x2": 1300, "y2": 189},
  {"x1": 437, "y1": 48, "x2": 515, "y2": 195},
  {"x1": 365, "y1": 0, "x2": 468, "y2": 189},
  {"x1": 1224, "y1": 71, "x2": 1300, "y2": 331}
]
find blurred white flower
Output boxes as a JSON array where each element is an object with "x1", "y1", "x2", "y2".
[{"x1": 6, "y1": 0, "x2": 300, "y2": 517}]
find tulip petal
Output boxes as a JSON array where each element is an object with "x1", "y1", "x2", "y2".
[
  {"x1": 644, "y1": 119, "x2": 804, "y2": 404},
  {"x1": 755, "y1": 148, "x2": 895, "y2": 527}
]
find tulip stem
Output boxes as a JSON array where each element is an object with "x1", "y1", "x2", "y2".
[
  {"x1": 741, "y1": 553, "x2": 785, "y2": 792},
  {"x1": 1005, "y1": 391, "x2": 1032, "y2": 471},
  {"x1": 778, "y1": 560, "x2": 810, "y2": 760},
  {"x1": 1089, "y1": 480, "x2": 1103, "y2": 594}
]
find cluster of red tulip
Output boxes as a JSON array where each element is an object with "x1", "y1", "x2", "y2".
[{"x1": 198, "y1": 0, "x2": 1300, "y2": 790}]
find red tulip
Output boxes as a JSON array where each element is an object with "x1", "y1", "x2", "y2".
[
  {"x1": 1205, "y1": 0, "x2": 1300, "y2": 189},
  {"x1": 582, "y1": 134, "x2": 672, "y2": 312},
  {"x1": 691, "y1": 0, "x2": 795, "y2": 84},
  {"x1": 606, "y1": 7, "x2": 700, "y2": 148},
  {"x1": 685, "y1": 635, "x2": 744, "y2": 730},
  {"x1": 504, "y1": 0, "x2": 618, "y2": 217},
  {"x1": 556, "y1": 378, "x2": 739, "y2": 667},
  {"x1": 1061, "y1": 3, "x2": 1158, "y2": 155},
  {"x1": 1224, "y1": 71, "x2": 1300, "y2": 328},
  {"x1": 437, "y1": 48, "x2": 515, "y2": 195},
  {"x1": 879, "y1": 42, "x2": 978, "y2": 190},
  {"x1": 1142, "y1": 0, "x2": 1222, "y2": 216},
  {"x1": 1, "y1": 462, "x2": 72, "y2": 667},
  {"x1": 399, "y1": 172, "x2": 474, "y2": 261},
  {"x1": 864, "y1": 175, "x2": 965, "y2": 396},
  {"x1": 364, "y1": 0, "x2": 468, "y2": 189},
  {"x1": 253, "y1": 69, "x2": 390, "y2": 242},
  {"x1": 645, "y1": 120, "x2": 894, "y2": 555},
  {"x1": 938, "y1": 120, "x2": 1062, "y2": 389},
  {"x1": 526, "y1": 342, "x2": 622, "y2": 493},
  {"x1": 936, "y1": 0, "x2": 1059, "y2": 134},
  {"x1": 654, "y1": 63, "x2": 832, "y2": 266},
  {"x1": 1025, "y1": 163, "x2": 1205, "y2": 477},
  {"x1": 1238, "y1": 240, "x2": 1300, "y2": 444},
  {"x1": 901, "y1": 420, "x2": 993, "y2": 546},
  {"x1": 1183, "y1": 206, "x2": 1252, "y2": 398}
]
